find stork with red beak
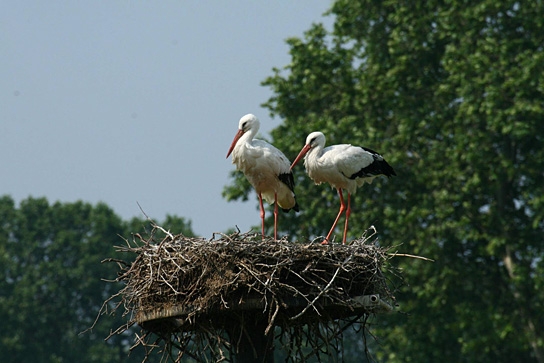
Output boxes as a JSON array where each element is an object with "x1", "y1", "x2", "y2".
[
  {"x1": 290, "y1": 131, "x2": 395, "y2": 244},
  {"x1": 226, "y1": 114, "x2": 299, "y2": 240}
]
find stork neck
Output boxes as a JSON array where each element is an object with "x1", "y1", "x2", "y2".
[
  {"x1": 307, "y1": 144, "x2": 323, "y2": 161},
  {"x1": 240, "y1": 128, "x2": 257, "y2": 146}
]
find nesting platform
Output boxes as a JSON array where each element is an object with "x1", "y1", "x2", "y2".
[{"x1": 105, "y1": 227, "x2": 396, "y2": 362}]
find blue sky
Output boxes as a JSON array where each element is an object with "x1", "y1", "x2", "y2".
[{"x1": 1, "y1": 1, "x2": 333, "y2": 237}]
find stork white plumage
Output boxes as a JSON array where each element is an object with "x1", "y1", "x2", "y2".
[
  {"x1": 290, "y1": 131, "x2": 396, "y2": 245},
  {"x1": 226, "y1": 114, "x2": 299, "y2": 240}
]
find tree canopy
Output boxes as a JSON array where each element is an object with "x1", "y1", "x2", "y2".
[
  {"x1": 0, "y1": 195, "x2": 194, "y2": 363},
  {"x1": 224, "y1": 0, "x2": 544, "y2": 361}
]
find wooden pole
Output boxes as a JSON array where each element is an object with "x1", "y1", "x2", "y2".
[{"x1": 226, "y1": 315, "x2": 274, "y2": 363}]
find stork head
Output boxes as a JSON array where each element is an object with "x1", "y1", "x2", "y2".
[
  {"x1": 290, "y1": 131, "x2": 325, "y2": 170},
  {"x1": 226, "y1": 114, "x2": 260, "y2": 158},
  {"x1": 238, "y1": 113, "x2": 259, "y2": 133}
]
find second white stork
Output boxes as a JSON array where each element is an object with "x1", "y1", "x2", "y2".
[
  {"x1": 290, "y1": 131, "x2": 396, "y2": 244},
  {"x1": 226, "y1": 114, "x2": 299, "y2": 240}
]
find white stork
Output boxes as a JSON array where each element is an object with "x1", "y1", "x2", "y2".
[
  {"x1": 226, "y1": 114, "x2": 299, "y2": 240},
  {"x1": 290, "y1": 131, "x2": 395, "y2": 244}
]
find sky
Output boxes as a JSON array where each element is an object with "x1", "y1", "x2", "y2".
[{"x1": 1, "y1": 1, "x2": 334, "y2": 238}]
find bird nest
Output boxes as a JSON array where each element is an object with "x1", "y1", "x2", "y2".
[{"x1": 99, "y1": 225, "x2": 399, "y2": 362}]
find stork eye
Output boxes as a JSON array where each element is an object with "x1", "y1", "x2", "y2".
[{"x1": 241, "y1": 122, "x2": 247, "y2": 130}]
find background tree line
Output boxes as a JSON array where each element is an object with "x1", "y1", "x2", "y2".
[
  {"x1": 0, "y1": 195, "x2": 194, "y2": 363},
  {"x1": 224, "y1": 0, "x2": 544, "y2": 361}
]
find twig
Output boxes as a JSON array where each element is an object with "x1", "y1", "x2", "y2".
[
  {"x1": 289, "y1": 265, "x2": 342, "y2": 321},
  {"x1": 388, "y1": 252, "x2": 434, "y2": 262}
]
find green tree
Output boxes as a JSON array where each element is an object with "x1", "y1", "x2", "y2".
[
  {"x1": 224, "y1": 0, "x2": 544, "y2": 361},
  {"x1": 0, "y1": 195, "x2": 195, "y2": 362}
]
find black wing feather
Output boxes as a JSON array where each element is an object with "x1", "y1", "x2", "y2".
[
  {"x1": 349, "y1": 149, "x2": 397, "y2": 179},
  {"x1": 278, "y1": 172, "x2": 299, "y2": 212},
  {"x1": 278, "y1": 172, "x2": 296, "y2": 192}
]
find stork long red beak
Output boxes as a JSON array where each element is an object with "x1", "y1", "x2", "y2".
[
  {"x1": 226, "y1": 129, "x2": 245, "y2": 158},
  {"x1": 290, "y1": 144, "x2": 312, "y2": 170}
]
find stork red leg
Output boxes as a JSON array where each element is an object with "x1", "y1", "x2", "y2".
[
  {"x1": 258, "y1": 193, "x2": 266, "y2": 239},
  {"x1": 342, "y1": 193, "x2": 352, "y2": 245},
  {"x1": 273, "y1": 192, "x2": 278, "y2": 240},
  {"x1": 323, "y1": 189, "x2": 346, "y2": 244}
]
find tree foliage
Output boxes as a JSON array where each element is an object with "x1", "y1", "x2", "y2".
[
  {"x1": 0, "y1": 195, "x2": 194, "y2": 363},
  {"x1": 224, "y1": 0, "x2": 544, "y2": 361}
]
